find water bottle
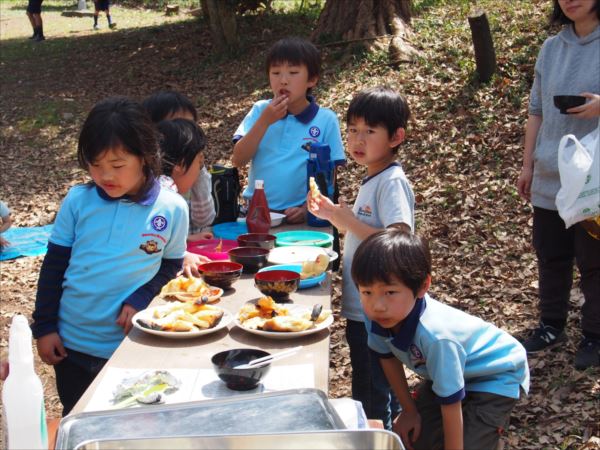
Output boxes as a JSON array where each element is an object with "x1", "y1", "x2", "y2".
[{"x1": 2, "y1": 315, "x2": 48, "y2": 450}]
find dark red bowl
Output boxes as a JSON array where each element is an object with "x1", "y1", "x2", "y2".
[
  {"x1": 237, "y1": 233, "x2": 277, "y2": 250},
  {"x1": 198, "y1": 261, "x2": 243, "y2": 289},
  {"x1": 228, "y1": 247, "x2": 270, "y2": 273},
  {"x1": 254, "y1": 270, "x2": 300, "y2": 301}
]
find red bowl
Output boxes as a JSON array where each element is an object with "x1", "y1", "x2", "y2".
[
  {"x1": 254, "y1": 270, "x2": 300, "y2": 301},
  {"x1": 198, "y1": 261, "x2": 243, "y2": 289}
]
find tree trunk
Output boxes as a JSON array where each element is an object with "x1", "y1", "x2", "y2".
[
  {"x1": 201, "y1": 0, "x2": 239, "y2": 51},
  {"x1": 311, "y1": 0, "x2": 418, "y2": 63},
  {"x1": 468, "y1": 9, "x2": 496, "y2": 82}
]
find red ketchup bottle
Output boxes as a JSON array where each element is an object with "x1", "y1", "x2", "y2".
[{"x1": 246, "y1": 180, "x2": 271, "y2": 233}]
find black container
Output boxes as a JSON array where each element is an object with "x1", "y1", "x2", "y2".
[
  {"x1": 211, "y1": 348, "x2": 271, "y2": 390},
  {"x1": 553, "y1": 95, "x2": 586, "y2": 114}
]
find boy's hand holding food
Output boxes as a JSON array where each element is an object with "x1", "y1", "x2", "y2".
[
  {"x1": 307, "y1": 191, "x2": 351, "y2": 232},
  {"x1": 260, "y1": 94, "x2": 289, "y2": 126}
]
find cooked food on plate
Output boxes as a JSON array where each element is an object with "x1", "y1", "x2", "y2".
[
  {"x1": 137, "y1": 302, "x2": 225, "y2": 332},
  {"x1": 300, "y1": 254, "x2": 330, "y2": 279},
  {"x1": 160, "y1": 275, "x2": 222, "y2": 303},
  {"x1": 237, "y1": 296, "x2": 332, "y2": 332},
  {"x1": 111, "y1": 370, "x2": 180, "y2": 408}
]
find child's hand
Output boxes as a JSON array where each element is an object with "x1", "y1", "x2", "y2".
[
  {"x1": 393, "y1": 409, "x2": 422, "y2": 450},
  {"x1": 188, "y1": 231, "x2": 213, "y2": 241},
  {"x1": 0, "y1": 359, "x2": 8, "y2": 380},
  {"x1": 567, "y1": 92, "x2": 600, "y2": 118},
  {"x1": 261, "y1": 95, "x2": 289, "y2": 126},
  {"x1": 307, "y1": 193, "x2": 351, "y2": 231},
  {"x1": 284, "y1": 204, "x2": 307, "y2": 224},
  {"x1": 181, "y1": 251, "x2": 211, "y2": 278},
  {"x1": 36, "y1": 332, "x2": 67, "y2": 365},
  {"x1": 116, "y1": 304, "x2": 137, "y2": 335},
  {"x1": 517, "y1": 165, "x2": 533, "y2": 202}
]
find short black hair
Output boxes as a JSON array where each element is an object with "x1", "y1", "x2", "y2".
[
  {"x1": 551, "y1": 0, "x2": 600, "y2": 25},
  {"x1": 351, "y1": 228, "x2": 431, "y2": 297},
  {"x1": 157, "y1": 119, "x2": 207, "y2": 176},
  {"x1": 142, "y1": 91, "x2": 198, "y2": 123},
  {"x1": 346, "y1": 86, "x2": 410, "y2": 153},
  {"x1": 266, "y1": 37, "x2": 321, "y2": 92},
  {"x1": 77, "y1": 96, "x2": 160, "y2": 201}
]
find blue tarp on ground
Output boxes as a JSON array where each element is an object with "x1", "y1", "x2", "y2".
[{"x1": 0, "y1": 225, "x2": 53, "y2": 261}]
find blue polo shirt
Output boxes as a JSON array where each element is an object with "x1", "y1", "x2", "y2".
[
  {"x1": 233, "y1": 96, "x2": 345, "y2": 210},
  {"x1": 50, "y1": 181, "x2": 189, "y2": 359},
  {"x1": 366, "y1": 295, "x2": 530, "y2": 403}
]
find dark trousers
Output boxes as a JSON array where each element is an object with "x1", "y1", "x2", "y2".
[
  {"x1": 346, "y1": 319, "x2": 401, "y2": 429},
  {"x1": 411, "y1": 381, "x2": 518, "y2": 450},
  {"x1": 54, "y1": 347, "x2": 107, "y2": 416},
  {"x1": 533, "y1": 207, "x2": 600, "y2": 335}
]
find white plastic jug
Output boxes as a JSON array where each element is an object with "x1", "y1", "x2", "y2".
[{"x1": 2, "y1": 315, "x2": 48, "y2": 450}]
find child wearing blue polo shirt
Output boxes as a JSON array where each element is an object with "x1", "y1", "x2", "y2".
[
  {"x1": 351, "y1": 229, "x2": 529, "y2": 450},
  {"x1": 232, "y1": 37, "x2": 345, "y2": 224},
  {"x1": 32, "y1": 97, "x2": 189, "y2": 416},
  {"x1": 308, "y1": 86, "x2": 414, "y2": 429}
]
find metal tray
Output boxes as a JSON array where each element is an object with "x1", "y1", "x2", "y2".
[
  {"x1": 57, "y1": 389, "x2": 345, "y2": 450},
  {"x1": 75, "y1": 430, "x2": 404, "y2": 450}
]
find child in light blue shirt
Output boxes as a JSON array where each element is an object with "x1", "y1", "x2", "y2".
[
  {"x1": 352, "y1": 229, "x2": 529, "y2": 450},
  {"x1": 32, "y1": 97, "x2": 189, "y2": 416}
]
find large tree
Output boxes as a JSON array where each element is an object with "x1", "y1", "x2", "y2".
[{"x1": 312, "y1": 0, "x2": 418, "y2": 63}]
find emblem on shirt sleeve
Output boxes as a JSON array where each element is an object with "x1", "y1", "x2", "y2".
[
  {"x1": 309, "y1": 126, "x2": 321, "y2": 137},
  {"x1": 140, "y1": 239, "x2": 162, "y2": 255},
  {"x1": 409, "y1": 344, "x2": 426, "y2": 367},
  {"x1": 151, "y1": 215, "x2": 168, "y2": 231}
]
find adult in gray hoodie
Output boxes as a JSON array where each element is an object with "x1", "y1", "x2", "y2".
[{"x1": 517, "y1": 0, "x2": 600, "y2": 370}]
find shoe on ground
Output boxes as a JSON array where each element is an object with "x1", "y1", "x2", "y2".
[
  {"x1": 109, "y1": 23, "x2": 117, "y2": 29},
  {"x1": 521, "y1": 322, "x2": 567, "y2": 354},
  {"x1": 29, "y1": 33, "x2": 37, "y2": 39},
  {"x1": 34, "y1": 35, "x2": 46, "y2": 42},
  {"x1": 574, "y1": 338, "x2": 600, "y2": 370},
  {"x1": 93, "y1": 24, "x2": 99, "y2": 30}
]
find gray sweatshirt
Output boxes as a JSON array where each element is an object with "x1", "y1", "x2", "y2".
[{"x1": 528, "y1": 24, "x2": 600, "y2": 210}]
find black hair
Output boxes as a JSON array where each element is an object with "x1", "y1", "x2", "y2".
[
  {"x1": 77, "y1": 97, "x2": 160, "y2": 201},
  {"x1": 157, "y1": 119, "x2": 207, "y2": 176},
  {"x1": 142, "y1": 90, "x2": 198, "y2": 123},
  {"x1": 351, "y1": 227, "x2": 431, "y2": 297},
  {"x1": 266, "y1": 37, "x2": 321, "y2": 93},
  {"x1": 346, "y1": 86, "x2": 411, "y2": 153},
  {"x1": 551, "y1": 0, "x2": 600, "y2": 25}
]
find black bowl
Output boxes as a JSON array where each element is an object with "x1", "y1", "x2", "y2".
[
  {"x1": 237, "y1": 233, "x2": 277, "y2": 250},
  {"x1": 211, "y1": 348, "x2": 271, "y2": 390},
  {"x1": 254, "y1": 270, "x2": 300, "y2": 301},
  {"x1": 228, "y1": 247, "x2": 270, "y2": 273},
  {"x1": 198, "y1": 261, "x2": 243, "y2": 289},
  {"x1": 553, "y1": 95, "x2": 586, "y2": 114}
]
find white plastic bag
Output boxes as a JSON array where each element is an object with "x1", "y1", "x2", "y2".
[{"x1": 555, "y1": 122, "x2": 600, "y2": 228}]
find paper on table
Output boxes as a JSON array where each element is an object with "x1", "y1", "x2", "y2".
[
  {"x1": 84, "y1": 368, "x2": 199, "y2": 412},
  {"x1": 189, "y1": 364, "x2": 315, "y2": 400},
  {"x1": 83, "y1": 364, "x2": 315, "y2": 412}
]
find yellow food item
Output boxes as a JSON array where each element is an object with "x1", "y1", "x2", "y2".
[
  {"x1": 145, "y1": 302, "x2": 224, "y2": 332},
  {"x1": 309, "y1": 176, "x2": 321, "y2": 199},
  {"x1": 215, "y1": 238, "x2": 223, "y2": 252},
  {"x1": 261, "y1": 315, "x2": 313, "y2": 332},
  {"x1": 300, "y1": 254, "x2": 330, "y2": 279},
  {"x1": 160, "y1": 275, "x2": 214, "y2": 302}
]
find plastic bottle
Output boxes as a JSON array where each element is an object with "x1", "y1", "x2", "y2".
[
  {"x1": 2, "y1": 315, "x2": 48, "y2": 450},
  {"x1": 246, "y1": 180, "x2": 271, "y2": 233}
]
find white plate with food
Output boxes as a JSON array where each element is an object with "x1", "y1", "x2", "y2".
[
  {"x1": 235, "y1": 297, "x2": 334, "y2": 339},
  {"x1": 267, "y1": 245, "x2": 338, "y2": 266},
  {"x1": 133, "y1": 303, "x2": 232, "y2": 339}
]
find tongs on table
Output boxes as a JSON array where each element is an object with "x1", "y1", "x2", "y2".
[{"x1": 234, "y1": 346, "x2": 303, "y2": 369}]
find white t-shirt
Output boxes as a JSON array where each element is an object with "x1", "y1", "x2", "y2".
[{"x1": 341, "y1": 163, "x2": 415, "y2": 321}]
